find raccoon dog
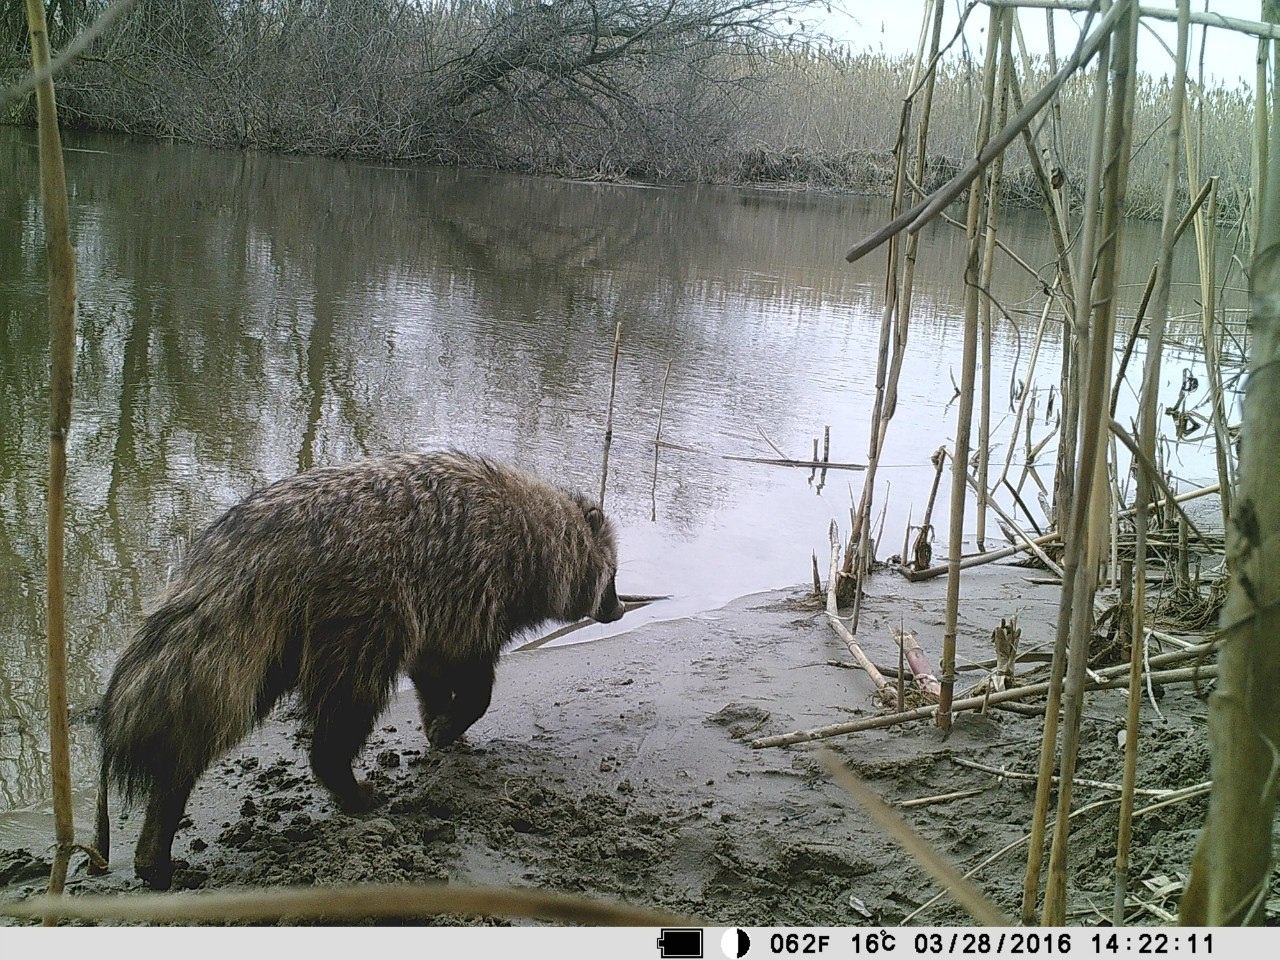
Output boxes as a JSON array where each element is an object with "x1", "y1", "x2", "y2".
[{"x1": 95, "y1": 451, "x2": 624, "y2": 889}]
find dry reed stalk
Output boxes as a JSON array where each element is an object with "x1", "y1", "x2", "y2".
[
  {"x1": 1110, "y1": 178, "x2": 1213, "y2": 418},
  {"x1": 955, "y1": 757, "x2": 1206, "y2": 799},
  {"x1": 940, "y1": 3, "x2": 1003, "y2": 734},
  {"x1": 1181, "y1": 2, "x2": 1280, "y2": 919},
  {"x1": 975, "y1": 15, "x2": 1016, "y2": 553},
  {"x1": 960, "y1": 465, "x2": 1064, "y2": 577},
  {"x1": 598, "y1": 320, "x2": 621, "y2": 508},
  {"x1": 998, "y1": 297, "x2": 1052, "y2": 487},
  {"x1": 989, "y1": 0, "x2": 1280, "y2": 41},
  {"x1": 826, "y1": 523, "x2": 887, "y2": 689},
  {"x1": 1022, "y1": 1, "x2": 1121, "y2": 924},
  {"x1": 898, "y1": 787, "x2": 987, "y2": 809},
  {"x1": 899, "y1": 629, "x2": 942, "y2": 698},
  {"x1": 845, "y1": 0, "x2": 944, "y2": 593},
  {"x1": 818, "y1": 750, "x2": 1013, "y2": 926},
  {"x1": 1252, "y1": 32, "x2": 1269, "y2": 258},
  {"x1": 1107, "y1": 421, "x2": 1207, "y2": 544},
  {"x1": 1043, "y1": 4, "x2": 1140, "y2": 924},
  {"x1": 1009, "y1": 18, "x2": 1078, "y2": 307},
  {"x1": 1122, "y1": 40, "x2": 1188, "y2": 902},
  {"x1": 902, "y1": 782, "x2": 1213, "y2": 926},
  {"x1": 23, "y1": 0, "x2": 78, "y2": 922},
  {"x1": 904, "y1": 481, "x2": 1220, "y2": 582},
  {"x1": 1, "y1": 883, "x2": 695, "y2": 925}
]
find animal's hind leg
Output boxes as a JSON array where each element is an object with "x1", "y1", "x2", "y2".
[
  {"x1": 135, "y1": 777, "x2": 196, "y2": 891},
  {"x1": 408, "y1": 657, "x2": 451, "y2": 736},
  {"x1": 425, "y1": 657, "x2": 495, "y2": 749},
  {"x1": 308, "y1": 694, "x2": 382, "y2": 814}
]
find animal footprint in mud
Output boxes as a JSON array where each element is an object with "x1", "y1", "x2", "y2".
[{"x1": 707, "y1": 703, "x2": 772, "y2": 739}]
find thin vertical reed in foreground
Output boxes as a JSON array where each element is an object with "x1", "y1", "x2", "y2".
[{"x1": 23, "y1": 0, "x2": 78, "y2": 920}]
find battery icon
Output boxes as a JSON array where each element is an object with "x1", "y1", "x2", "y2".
[{"x1": 657, "y1": 928, "x2": 704, "y2": 958}]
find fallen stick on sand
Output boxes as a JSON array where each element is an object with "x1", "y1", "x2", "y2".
[
  {"x1": 751, "y1": 665, "x2": 1218, "y2": 749},
  {"x1": 0, "y1": 883, "x2": 695, "y2": 926},
  {"x1": 897, "y1": 787, "x2": 988, "y2": 810}
]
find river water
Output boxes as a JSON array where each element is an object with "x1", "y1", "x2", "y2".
[{"x1": 0, "y1": 126, "x2": 1239, "y2": 832}]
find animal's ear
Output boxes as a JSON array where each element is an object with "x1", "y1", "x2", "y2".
[{"x1": 585, "y1": 506, "x2": 605, "y2": 533}]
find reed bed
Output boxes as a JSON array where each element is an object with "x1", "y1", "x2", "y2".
[
  {"x1": 743, "y1": 44, "x2": 1253, "y2": 219},
  {"x1": 796, "y1": 0, "x2": 1278, "y2": 927}
]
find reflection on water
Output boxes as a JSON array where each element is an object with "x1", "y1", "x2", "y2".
[{"x1": 0, "y1": 126, "x2": 1236, "y2": 830}]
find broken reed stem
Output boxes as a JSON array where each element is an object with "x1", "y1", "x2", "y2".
[
  {"x1": 954, "y1": 757, "x2": 1207, "y2": 799},
  {"x1": 23, "y1": 0, "x2": 78, "y2": 922},
  {"x1": 998, "y1": 296, "x2": 1052, "y2": 488},
  {"x1": 1193, "y1": 179, "x2": 1236, "y2": 531},
  {"x1": 901, "y1": 482, "x2": 1220, "y2": 582},
  {"x1": 960, "y1": 464, "x2": 1064, "y2": 578},
  {"x1": 1109, "y1": 177, "x2": 1212, "y2": 419},
  {"x1": 898, "y1": 787, "x2": 987, "y2": 809},
  {"x1": 1107, "y1": 420, "x2": 1208, "y2": 544},
  {"x1": 941, "y1": 3, "x2": 1003, "y2": 733},
  {"x1": 598, "y1": 320, "x2": 621, "y2": 508},
  {"x1": 827, "y1": 521, "x2": 888, "y2": 689},
  {"x1": 1116, "y1": 0, "x2": 1189, "y2": 924}
]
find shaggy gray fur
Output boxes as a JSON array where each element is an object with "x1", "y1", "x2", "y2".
[{"x1": 95, "y1": 451, "x2": 623, "y2": 889}]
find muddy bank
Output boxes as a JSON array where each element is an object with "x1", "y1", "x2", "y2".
[{"x1": 1, "y1": 565, "x2": 1234, "y2": 925}]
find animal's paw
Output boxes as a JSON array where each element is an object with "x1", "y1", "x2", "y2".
[
  {"x1": 135, "y1": 856, "x2": 175, "y2": 892},
  {"x1": 337, "y1": 780, "x2": 379, "y2": 814},
  {"x1": 426, "y1": 715, "x2": 461, "y2": 749}
]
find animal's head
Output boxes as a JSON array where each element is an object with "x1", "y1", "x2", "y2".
[{"x1": 571, "y1": 495, "x2": 625, "y2": 624}]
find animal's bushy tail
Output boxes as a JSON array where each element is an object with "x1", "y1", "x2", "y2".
[
  {"x1": 97, "y1": 589, "x2": 264, "y2": 824},
  {"x1": 89, "y1": 760, "x2": 110, "y2": 873}
]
